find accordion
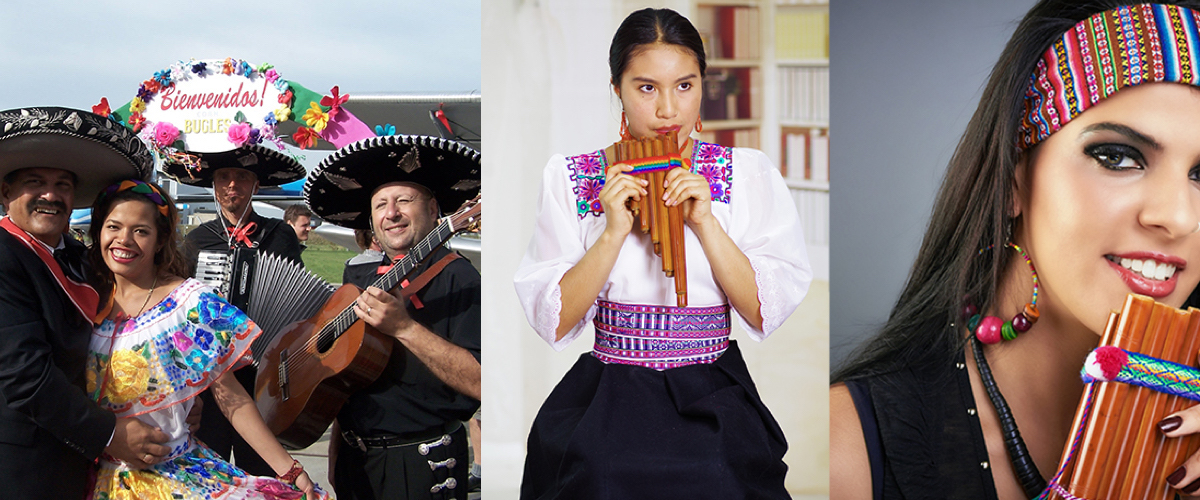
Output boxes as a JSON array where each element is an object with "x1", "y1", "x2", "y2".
[{"x1": 195, "y1": 248, "x2": 336, "y2": 364}]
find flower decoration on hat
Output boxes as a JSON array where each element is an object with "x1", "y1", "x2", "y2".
[
  {"x1": 293, "y1": 126, "x2": 320, "y2": 149},
  {"x1": 106, "y1": 58, "x2": 377, "y2": 180},
  {"x1": 92, "y1": 98, "x2": 111, "y2": 118},
  {"x1": 321, "y1": 86, "x2": 349, "y2": 119},
  {"x1": 153, "y1": 122, "x2": 180, "y2": 148},
  {"x1": 303, "y1": 101, "x2": 329, "y2": 132},
  {"x1": 375, "y1": 123, "x2": 396, "y2": 136},
  {"x1": 127, "y1": 113, "x2": 146, "y2": 133}
]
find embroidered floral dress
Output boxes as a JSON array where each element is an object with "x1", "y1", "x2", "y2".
[
  {"x1": 515, "y1": 141, "x2": 812, "y2": 347},
  {"x1": 86, "y1": 278, "x2": 322, "y2": 500},
  {"x1": 513, "y1": 142, "x2": 811, "y2": 499}
]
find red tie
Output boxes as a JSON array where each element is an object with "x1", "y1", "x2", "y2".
[{"x1": 229, "y1": 222, "x2": 257, "y2": 248}]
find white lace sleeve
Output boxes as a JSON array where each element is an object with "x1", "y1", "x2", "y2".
[
  {"x1": 728, "y1": 148, "x2": 812, "y2": 340},
  {"x1": 513, "y1": 155, "x2": 594, "y2": 350}
]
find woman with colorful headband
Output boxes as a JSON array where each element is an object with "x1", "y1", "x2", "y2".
[
  {"x1": 513, "y1": 7, "x2": 811, "y2": 499},
  {"x1": 83, "y1": 179, "x2": 326, "y2": 499},
  {"x1": 831, "y1": 1, "x2": 1200, "y2": 499}
]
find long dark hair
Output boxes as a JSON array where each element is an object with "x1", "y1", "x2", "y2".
[
  {"x1": 609, "y1": 8, "x2": 707, "y2": 86},
  {"x1": 88, "y1": 181, "x2": 188, "y2": 294},
  {"x1": 834, "y1": 0, "x2": 1200, "y2": 381}
]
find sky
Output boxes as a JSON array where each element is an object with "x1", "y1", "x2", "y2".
[{"x1": 0, "y1": 0, "x2": 481, "y2": 111}]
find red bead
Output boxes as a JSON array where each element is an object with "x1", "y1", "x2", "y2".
[
  {"x1": 976, "y1": 315, "x2": 1004, "y2": 344},
  {"x1": 963, "y1": 304, "x2": 979, "y2": 320},
  {"x1": 1012, "y1": 313, "x2": 1032, "y2": 333}
]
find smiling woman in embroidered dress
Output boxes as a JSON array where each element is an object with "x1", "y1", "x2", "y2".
[{"x1": 84, "y1": 179, "x2": 326, "y2": 500}]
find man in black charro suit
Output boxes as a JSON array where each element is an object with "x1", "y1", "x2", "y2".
[{"x1": 0, "y1": 106, "x2": 170, "y2": 499}]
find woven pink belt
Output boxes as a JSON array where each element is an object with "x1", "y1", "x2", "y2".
[{"x1": 591, "y1": 300, "x2": 730, "y2": 370}]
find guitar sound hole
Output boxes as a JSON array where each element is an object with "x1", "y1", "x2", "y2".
[{"x1": 316, "y1": 332, "x2": 336, "y2": 353}]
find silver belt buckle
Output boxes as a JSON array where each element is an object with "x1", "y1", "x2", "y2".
[
  {"x1": 342, "y1": 430, "x2": 368, "y2": 452},
  {"x1": 418, "y1": 434, "x2": 452, "y2": 456}
]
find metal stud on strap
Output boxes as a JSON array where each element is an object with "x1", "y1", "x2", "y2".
[
  {"x1": 418, "y1": 434, "x2": 453, "y2": 456},
  {"x1": 428, "y1": 457, "x2": 457, "y2": 471},
  {"x1": 430, "y1": 477, "x2": 458, "y2": 493}
]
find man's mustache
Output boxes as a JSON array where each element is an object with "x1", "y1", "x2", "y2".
[{"x1": 29, "y1": 200, "x2": 68, "y2": 214}]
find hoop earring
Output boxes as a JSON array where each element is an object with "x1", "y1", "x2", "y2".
[
  {"x1": 695, "y1": 117, "x2": 703, "y2": 133},
  {"x1": 964, "y1": 242, "x2": 1040, "y2": 344},
  {"x1": 619, "y1": 111, "x2": 633, "y2": 141}
]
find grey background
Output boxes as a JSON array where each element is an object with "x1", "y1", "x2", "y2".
[{"x1": 829, "y1": 0, "x2": 1039, "y2": 370}]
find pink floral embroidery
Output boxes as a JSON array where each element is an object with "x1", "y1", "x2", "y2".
[{"x1": 567, "y1": 141, "x2": 732, "y2": 219}]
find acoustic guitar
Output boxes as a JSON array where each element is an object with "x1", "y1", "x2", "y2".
[{"x1": 254, "y1": 195, "x2": 481, "y2": 450}]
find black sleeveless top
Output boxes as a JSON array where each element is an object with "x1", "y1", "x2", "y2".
[{"x1": 844, "y1": 348, "x2": 1001, "y2": 500}]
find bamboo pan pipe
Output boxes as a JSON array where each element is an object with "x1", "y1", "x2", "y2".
[
  {"x1": 1046, "y1": 294, "x2": 1200, "y2": 499},
  {"x1": 612, "y1": 131, "x2": 688, "y2": 307}
]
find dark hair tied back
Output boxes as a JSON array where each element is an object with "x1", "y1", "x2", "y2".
[{"x1": 609, "y1": 8, "x2": 707, "y2": 86}]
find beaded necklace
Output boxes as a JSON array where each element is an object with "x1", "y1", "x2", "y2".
[{"x1": 972, "y1": 335, "x2": 1047, "y2": 498}]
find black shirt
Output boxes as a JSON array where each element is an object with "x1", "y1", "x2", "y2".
[
  {"x1": 181, "y1": 211, "x2": 304, "y2": 276},
  {"x1": 846, "y1": 348, "x2": 1000, "y2": 500},
  {"x1": 338, "y1": 246, "x2": 481, "y2": 436}
]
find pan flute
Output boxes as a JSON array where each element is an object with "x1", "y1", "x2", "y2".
[
  {"x1": 195, "y1": 248, "x2": 336, "y2": 364},
  {"x1": 611, "y1": 131, "x2": 688, "y2": 307},
  {"x1": 1043, "y1": 294, "x2": 1200, "y2": 499}
]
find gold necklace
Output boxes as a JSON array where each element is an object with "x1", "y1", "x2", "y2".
[{"x1": 132, "y1": 274, "x2": 159, "y2": 318}]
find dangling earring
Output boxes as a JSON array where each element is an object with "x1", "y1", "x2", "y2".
[
  {"x1": 964, "y1": 242, "x2": 1040, "y2": 344},
  {"x1": 619, "y1": 111, "x2": 633, "y2": 140},
  {"x1": 695, "y1": 117, "x2": 703, "y2": 133}
]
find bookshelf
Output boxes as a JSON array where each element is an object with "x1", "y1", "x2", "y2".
[{"x1": 693, "y1": 0, "x2": 829, "y2": 253}]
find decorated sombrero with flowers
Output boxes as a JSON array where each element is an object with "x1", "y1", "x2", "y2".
[
  {"x1": 160, "y1": 143, "x2": 306, "y2": 187},
  {"x1": 95, "y1": 57, "x2": 376, "y2": 186},
  {"x1": 304, "y1": 135, "x2": 481, "y2": 229},
  {"x1": 0, "y1": 107, "x2": 152, "y2": 207}
]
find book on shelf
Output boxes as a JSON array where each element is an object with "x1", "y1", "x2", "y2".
[
  {"x1": 779, "y1": 66, "x2": 828, "y2": 123},
  {"x1": 780, "y1": 127, "x2": 829, "y2": 184},
  {"x1": 702, "y1": 68, "x2": 760, "y2": 122},
  {"x1": 775, "y1": 7, "x2": 828, "y2": 59},
  {"x1": 696, "y1": 5, "x2": 760, "y2": 61},
  {"x1": 698, "y1": 128, "x2": 761, "y2": 149}
]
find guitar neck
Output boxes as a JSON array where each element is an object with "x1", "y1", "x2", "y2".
[{"x1": 320, "y1": 219, "x2": 456, "y2": 343}]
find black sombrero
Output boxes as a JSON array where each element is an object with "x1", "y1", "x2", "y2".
[
  {"x1": 0, "y1": 107, "x2": 153, "y2": 207},
  {"x1": 161, "y1": 144, "x2": 306, "y2": 188},
  {"x1": 304, "y1": 135, "x2": 481, "y2": 229}
]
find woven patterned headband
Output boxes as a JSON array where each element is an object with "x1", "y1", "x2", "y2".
[
  {"x1": 99, "y1": 179, "x2": 170, "y2": 218},
  {"x1": 1019, "y1": 3, "x2": 1200, "y2": 149}
]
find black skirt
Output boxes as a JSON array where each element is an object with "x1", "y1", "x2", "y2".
[{"x1": 520, "y1": 340, "x2": 790, "y2": 499}]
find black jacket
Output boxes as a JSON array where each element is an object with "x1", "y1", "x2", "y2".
[{"x1": 0, "y1": 229, "x2": 116, "y2": 499}]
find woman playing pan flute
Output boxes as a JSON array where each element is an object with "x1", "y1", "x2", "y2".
[
  {"x1": 831, "y1": 1, "x2": 1200, "y2": 498},
  {"x1": 513, "y1": 7, "x2": 811, "y2": 499}
]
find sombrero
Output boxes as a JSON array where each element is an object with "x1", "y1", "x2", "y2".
[
  {"x1": 161, "y1": 144, "x2": 306, "y2": 188},
  {"x1": 0, "y1": 107, "x2": 153, "y2": 207},
  {"x1": 304, "y1": 135, "x2": 480, "y2": 229}
]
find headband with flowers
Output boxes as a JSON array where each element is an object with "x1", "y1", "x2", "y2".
[
  {"x1": 1019, "y1": 3, "x2": 1200, "y2": 149},
  {"x1": 98, "y1": 179, "x2": 170, "y2": 219}
]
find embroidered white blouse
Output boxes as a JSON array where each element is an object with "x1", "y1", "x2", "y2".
[{"x1": 514, "y1": 141, "x2": 812, "y2": 351}]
